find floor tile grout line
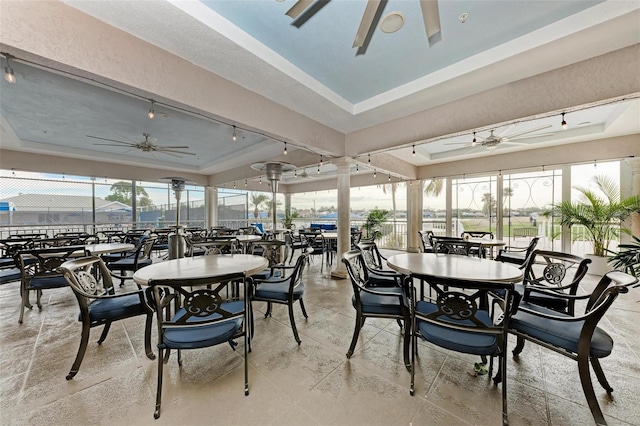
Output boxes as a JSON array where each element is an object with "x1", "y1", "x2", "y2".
[{"x1": 17, "y1": 294, "x2": 51, "y2": 402}]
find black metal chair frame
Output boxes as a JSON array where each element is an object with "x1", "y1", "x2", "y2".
[
  {"x1": 410, "y1": 273, "x2": 518, "y2": 425},
  {"x1": 508, "y1": 271, "x2": 637, "y2": 426},
  {"x1": 59, "y1": 256, "x2": 155, "y2": 380},
  {"x1": 432, "y1": 237, "x2": 481, "y2": 257},
  {"x1": 107, "y1": 236, "x2": 156, "y2": 286},
  {"x1": 16, "y1": 245, "x2": 89, "y2": 323},
  {"x1": 148, "y1": 272, "x2": 250, "y2": 419},
  {"x1": 251, "y1": 248, "x2": 311, "y2": 344},
  {"x1": 356, "y1": 240, "x2": 404, "y2": 287},
  {"x1": 300, "y1": 231, "x2": 329, "y2": 272},
  {"x1": 342, "y1": 250, "x2": 411, "y2": 368},
  {"x1": 418, "y1": 230, "x2": 434, "y2": 253},
  {"x1": 495, "y1": 237, "x2": 540, "y2": 267}
]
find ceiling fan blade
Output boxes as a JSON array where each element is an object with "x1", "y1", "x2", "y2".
[
  {"x1": 500, "y1": 141, "x2": 529, "y2": 146},
  {"x1": 160, "y1": 149, "x2": 196, "y2": 156},
  {"x1": 495, "y1": 124, "x2": 515, "y2": 137},
  {"x1": 158, "y1": 151, "x2": 182, "y2": 158},
  {"x1": 157, "y1": 145, "x2": 191, "y2": 149},
  {"x1": 286, "y1": 0, "x2": 314, "y2": 19},
  {"x1": 93, "y1": 142, "x2": 138, "y2": 147},
  {"x1": 291, "y1": 0, "x2": 331, "y2": 28},
  {"x1": 420, "y1": 0, "x2": 441, "y2": 43},
  {"x1": 509, "y1": 132, "x2": 555, "y2": 141},
  {"x1": 87, "y1": 135, "x2": 134, "y2": 145},
  {"x1": 504, "y1": 124, "x2": 552, "y2": 140},
  {"x1": 444, "y1": 142, "x2": 471, "y2": 146},
  {"x1": 354, "y1": 0, "x2": 387, "y2": 55}
]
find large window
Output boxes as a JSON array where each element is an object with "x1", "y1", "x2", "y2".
[{"x1": 452, "y1": 175, "x2": 498, "y2": 237}]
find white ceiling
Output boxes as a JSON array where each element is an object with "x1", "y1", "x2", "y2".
[{"x1": 1, "y1": 0, "x2": 639, "y2": 182}]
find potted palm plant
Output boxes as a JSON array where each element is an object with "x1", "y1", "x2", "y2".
[
  {"x1": 609, "y1": 235, "x2": 640, "y2": 277},
  {"x1": 281, "y1": 208, "x2": 299, "y2": 230},
  {"x1": 549, "y1": 175, "x2": 640, "y2": 275}
]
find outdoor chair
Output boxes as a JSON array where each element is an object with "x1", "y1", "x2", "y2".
[
  {"x1": 107, "y1": 236, "x2": 156, "y2": 286},
  {"x1": 342, "y1": 250, "x2": 411, "y2": 368},
  {"x1": 0, "y1": 239, "x2": 34, "y2": 285},
  {"x1": 248, "y1": 239, "x2": 287, "y2": 280},
  {"x1": 59, "y1": 256, "x2": 155, "y2": 380},
  {"x1": 148, "y1": 271, "x2": 250, "y2": 419},
  {"x1": 508, "y1": 271, "x2": 637, "y2": 426},
  {"x1": 432, "y1": 236, "x2": 480, "y2": 257},
  {"x1": 495, "y1": 237, "x2": 539, "y2": 266},
  {"x1": 461, "y1": 231, "x2": 494, "y2": 257},
  {"x1": 356, "y1": 240, "x2": 403, "y2": 287},
  {"x1": 410, "y1": 273, "x2": 518, "y2": 425},
  {"x1": 300, "y1": 231, "x2": 329, "y2": 272},
  {"x1": 251, "y1": 248, "x2": 311, "y2": 344},
  {"x1": 418, "y1": 230, "x2": 434, "y2": 253},
  {"x1": 350, "y1": 229, "x2": 363, "y2": 249},
  {"x1": 16, "y1": 245, "x2": 89, "y2": 323},
  {"x1": 285, "y1": 232, "x2": 308, "y2": 264}
]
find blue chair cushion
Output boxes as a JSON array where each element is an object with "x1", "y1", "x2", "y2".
[
  {"x1": 254, "y1": 281, "x2": 304, "y2": 301},
  {"x1": 108, "y1": 258, "x2": 152, "y2": 270},
  {"x1": 29, "y1": 274, "x2": 68, "y2": 289},
  {"x1": 251, "y1": 269, "x2": 282, "y2": 280},
  {"x1": 415, "y1": 301, "x2": 496, "y2": 355},
  {"x1": 161, "y1": 301, "x2": 245, "y2": 350},
  {"x1": 367, "y1": 271, "x2": 400, "y2": 287},
  {"x1": 86, "y1": 293, "x2": 147, "y2": 322},
  {"x1": 0, "y1": 268, "x2": 22, "y2": 284},
  {"x1": 354, "y1": 287, "x2": 404, "y2": 316},
  {"x1": 510, "y1": 301, "x2": 613, "y2": 358}
]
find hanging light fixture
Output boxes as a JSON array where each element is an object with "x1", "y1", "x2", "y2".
[
  {"x1": 356, "y1": 163, "x2": 359, "y2": 173},
  {"x1": 317, "y1": 164, "x2": 320, "y2": 174},
  {"x1": 368, "y1": 153, "x2": 371, "y2": 164},
  {"x1": 320, "y1": 155, "x2": 323, "y2": 166},
  {"x1": 472, "y1": 132, "x2": 477, "y2": 147},
  {"x1": 244, "y1": 179, "x2": 247, "y2": 187},
  {"x1": 373, "y1": 169, "x2": 377, "y2": 178},
  {"x1": 283, "y1": 142, "x2": 287, "y2": 155},
  {"x1": 412, "y1": 144, "x2": 416, "y2": 157},
  {"x1": 259, "y1": 176, "x2": 262, "y2": 184},
  {"x1": 232, "y1": 126, "x2": 237, "y2": 141},
  {"x1": 294, "y1": 169, "x2": 298, "y2": 178},
  {"x1": 561, "y1": 112, "x2": 567, "y2": 130},
  {"x1": 388, "y1": 173, "x2": 391, "y2": 182},
  {"x1": 233, "y1": 181, "x2": 236, "y2": 189},
  {"x1": 147, "y1": 99, "x2": 155, "y2": 119},
  {"x1": 4, "y1": 54, "x2": 16, "y2": 84}
]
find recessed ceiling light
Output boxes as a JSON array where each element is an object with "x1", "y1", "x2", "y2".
[
  {"x1": 380, "y1": 12, "x2": 405, "y2": 34},
  {"x1": 458, "y1": 12, "x2": 468, "y2": 23}
]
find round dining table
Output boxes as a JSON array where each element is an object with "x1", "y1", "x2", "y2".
[
  {"x1": 133, "y1": 254, "x2": 269, "y2": 286},
  {"x1": 466, "y1": 238, "x2": 506, "y2": 259},
  {"x1": 386, "y1": 252, "x2": 523, "y2": 283},
  {"x1": 84, "y1": 243, "x2": 134, "y2": 255}
]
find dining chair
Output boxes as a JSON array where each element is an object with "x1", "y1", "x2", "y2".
[
  {"x1": 508, "y1": 271, "x2": 637, "y2": 426},
  {"x1": 418, "y1": 230, "x2": 434, "y2": 253},
  {"x1": 461, "y1": 231, "x2": 494, "y2": 257},
  {"x1": 300, "y1": 231, "x2": 329, "y2": 272},
  {"x1": 495, "y1": 237, "x2": 539, "y2": 266},
  {"x1": 251, "y1": 248, "x2": 311, "y2": 344},
  {"x1": 16, "y1": 245, "x2": 89, "y2": 323},
  {"x1": 148, "y1": 271, "x2": 250, "y2": 419},
  {"x1": 432, "y1": 237, "x2": 480, "y2": 257},
  {"x1": 342, "y1": 250, "x2": 411, "y2": 369},
  {"x1": 409, "y1": 273, "x2": 518, "y2": 425},
  {"x1": 248, "y1": 239, "x2": 287, "y2": 280},
  {"x1": 285, "y1": 232, "x2": 308, "y2": 264},
  {"x1": 0, "y1": 239, "x2": 34, "y2": 285},
  {"x1": 106, "y1": 236, "x2": 156, "y2": 286},
  {"x1": 59, "y1": 256, "x2": 155, "y2": 380},
  {"x1": 356, "y1": 241, "x2": 403, "y2": 287}
]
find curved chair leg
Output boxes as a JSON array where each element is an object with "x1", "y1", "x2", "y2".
[
  {"x1": 19, "y1": 287, "x2": 32, "y2": 324},
  {"x1": 578, "y1": 352, "x2": 606, "y2": 426},
  {"x1": 402, "y1": 316, "x2": 411, "y2": 370},
  {"x1": 177, "y1": 349, "x2": 183, "y2": 367},
  {"x1": 144, "y1": 314, "x2": 156, "y2": 360},
  {"x1": 97, "y1": 322, "x2": 111, "y2": 344},
  {"x1": 67, "y1": 321, "x2": 91, "y2": 380},
  {"x1": 36, "y1": 289, "x2": 43, "y2": 310},
  {"x1": 288, "y1": 248, "x2": 296, "y2": 265},
  {"x1": 288, "y1": 303, "x2": 301, "y2": 345},
  {"x1": 299, "y1": 298, "x2": 308, "y2": 319},
  {"x1": 346, "y1": 313, "x2": 362, "y2": 359},
  {"x1": 512, "y1": 336, "x2": 525, "y2": 355},
  {"x1": 265, "y1": 302, "x2": 272, "y2": 318},
  {"x1": 154, "y1": 348, "x2": 164, "y2": 419},
  {"x1": 244, "y1": 331, "x2": 249, "y2": 396},
  {"x1": 591, "y1": 357, "x2": 613, "y2": 393},
  {"x1": 396, "y1": 319, "x2": 403, "y2": 330}
]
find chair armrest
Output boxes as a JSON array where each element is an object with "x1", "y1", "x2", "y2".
[{"x1": 500, "y1": 245, "x2": 528, "y2": 253}]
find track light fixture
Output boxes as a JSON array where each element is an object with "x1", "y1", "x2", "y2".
[
  {"x1": 233, "y1": 181, "x2": 236, "y2": 189},
  {"x1": 232, "y1": 126, "x2": 237, "y2": 142},
  {"x1": 561, "y1": 113, "x2": 567, "y2": 130},
  {"x1": 283, "y1": 142, "x2": 287, "y2": 155},
  {"x1": 244, "y1": 179, "x2": 247, "y2": 187},
  {"x1": 594, "y1": 160, "x2": 597, "y2": 169},
  {"x1": 294, "y1": 169, "x2": 297, "y2": 178},
  {"x1": 259, "y1": 176, "x2": 262, "y2": 184},
  {"x1": 472, "y1": 132, "x2": 477, "y2": 147},
  {"x1": 412, "y1": 144, "x2": 416, "y2": 157},
  {"x1": 4, "y1": 54, "x2": 16, "y2": 84},
  {"x1": 147, "y1": 99, "x2": 155, "y2": 119},
  {"x1": 356, "y1": 163, "x2": 359, "y2": 173}
]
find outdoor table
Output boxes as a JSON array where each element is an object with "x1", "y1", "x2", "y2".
[
  {"x1": 466, "y1": 238, "x2": 507, "y2": 259},
  {"x1": 234, "y1": 235, "x2": 263, "y2": 254}
]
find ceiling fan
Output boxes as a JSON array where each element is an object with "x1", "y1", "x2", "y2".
[
  {"x1": 87, "y1": 133, "x2": 195, "y2": 157},
  {"x1": 445, "y1": 124, "x2": 554, "y2": 151},
  {"x1": 285, "y1": 0, "x2": 441, "y2": 55}
]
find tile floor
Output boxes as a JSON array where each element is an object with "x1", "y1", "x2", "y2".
[{"x1": 1, "y1": 251, "x2": 639, "y2": 426}]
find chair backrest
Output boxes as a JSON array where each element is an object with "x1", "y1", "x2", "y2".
[
  {"x1": 356, "y1": 241, "x2": 385, "y2": 270},
  {"x1": 250, "y1": 240, "x2": 287, "y2": 269},
  {"x1": 584, "y1": 270, "x2": 637, "y2": 316},
  {"x1": 342, "y1": 250, "x2": 368, "y2": 294},
  {"x1": 238, "y1": 226, "x2": 258, "y2": 235},
  {"x1": 350, "y1": 230, "x2": 363, "y2": 246},
  {"x1": 138, "y1": 236, "x2": 157, "y2": 260},
  {"x1": 418, "y1": 230, "x2": 434, "y2": 252},
  {"x1": 59, "y1": 256, "x2": 117, "y2": 310},
  {"x1": 461, "y1": 231, "x2": 494, "y2": 240},
  {"x1": 1, "y1": 238, "x2": 34, "y2": 262},
  {"x1": 432, "y1": 237, "x2": 477, "y2": 256},
  {"x1": 18, "y1": 245, "x2": 89, "y2": 281},
  {"x1": 524, "y1": 236, "x2": 540, "y2": 259},
  {"x1": 300, "y1": 231, "x2": 326, "y2": 252},
  {"x1": 522, "y1": 250, "x2": 591, "y2": 292},
  {"x1": 189, "y1": 237, "x2": 238, "y2": 256}
]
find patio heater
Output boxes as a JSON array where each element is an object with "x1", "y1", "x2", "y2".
[
  {"x1": 160, "y1": 177, "x2": 190, "y2": 259},
  {"x1": 250, "y1": 162, "x2": 295, "y2": 232}
]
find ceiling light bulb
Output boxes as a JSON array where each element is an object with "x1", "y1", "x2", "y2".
[
  {"x1": 232, "y1": 126, "x2": 237, "y2": 141},
  {"x1": 284, "y1": 142, "x2": 287, "y2": 155},
  {"x1": 294, "y1": 169, "x2": 298, "y2": 178},
  {"x1": 561, "y1": 113, "x2": 567, "y2": 130},
  {"x1": 320, "y1": 155, "x2": 323, "y2": 166},
  {"x1": 373, "y1": 169, "x2": 377, "y2": 178},
  {"x1": 147, "y1": 100, "x2": 155, "y2": 119},
  {"x1": 388, "y1": 174, "x2": 391, "y2": 182},
  {"x1": 244, "y1": 179, "x2": 247, "y2": 187},
  {"x1": 233, "y1": 182, "x2": 236, "y2": 189},
  {"x1": 368, "y1": 154, "x2": 371, "y2": 164},
  {"x1": 356, "y1": 163, "x2": 359, "y2": 173},
  {"x1": 259, "y1": 176, "x2": 262, "y2": 184},
  {"x1": 4, "y1": 65, "x2": 16, "y2": 84},
  {"x1": 472, "y1": 132, "x2": 477, "y2": 147},
  {"x1": 412, "y1": 145, "x2": 416, "y2": 157},
  {"x1": 317, "y1": 164, "x2": 320, "y2": 174}
]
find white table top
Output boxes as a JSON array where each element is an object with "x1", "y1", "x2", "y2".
[
  {"x1": 466, "y1": 238, "x2": 506, "y2": 247},
  {"x1": 133, "y1": 254, "x2": 269, "y2": 286},
  {"x1": 234, "y1": 235, "x2": 263, "y2": 243},
  {"x1": 84, "y1": 243, "x2": 134, "y2": 255},
  {"x1": 386, "y1": 253, "x2": 523, "y2": 283}
]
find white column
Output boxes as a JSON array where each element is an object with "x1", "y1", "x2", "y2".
[
  {"x1": 206, "y1": 186, "x2": 218, "y2": 229},
  {"x1": 406, "y1": 180, "x2": 423, "y2": 252},
  {"x1": 445, "y1": 178, "x2": 453, "y2": 237},
  {"x1": 496, "y1": 173, "x2": 504, "y2": 240},
  {"x1": 561, "y1": 165, "x2": 572, "y2": 252},
  {"x1": 331, "y1": 159, "x2": 351, "y2": 279},
  {"x1": 622, "y1": 158, "x2": 640, "y2": 240}
]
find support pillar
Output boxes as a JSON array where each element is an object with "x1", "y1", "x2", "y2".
[
  {"x1": 561, "y1": 165, "x2": 572, "y2": 253},
  {"x1": 622, "y1": 158, "x2": 640, "y2": 240},
  {"x1": 406, "y1": 180, "x2": 423, "y2": 252},
  {"x1": 331, "y1": 159, "x2": 351, "y2": 279},
  {"x1": 206, "y1": 186, "x2": 218, "y2": 229}
]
